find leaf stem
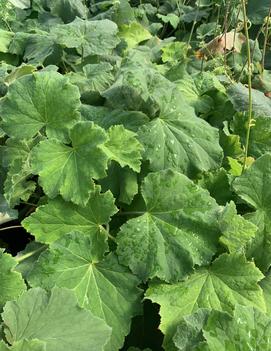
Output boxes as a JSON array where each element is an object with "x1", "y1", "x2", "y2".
[
  {"x1": 108, "y1": 233, "x2": 116, "y2": 242},
  {"x1": 187, "y1": 2, "x2": 200, "y2": 48},
  {"x1": 222, "y1": 0, "x2": 231, "y2": 70},
  {"x1": 237, "y1": 23, "x2": 264, "y2": 82},
  {"x1": 4, "y1": 19, "x2": 12, "y2": 32},
  {"x1": 118, "y1": 211, "x2": 144, "y2": 216},
  {"x1": 20, "y1": 201, "x2": 38, "y2": 207},
  {"x1": 15, "y1": 245, "x2": 47, "y2": 263},
  {"x1": 241, "y1": 0, "x2": 253, "y2": 173},
  {"x1": 261, "y1": 5, "x2": 271, "y2": 76},
  {"x1": 232, "y1": 3, "x2": 241, "y2": 67},
  {"x1": 0, "y1": 225, "x2": 22, "y2": 232}
]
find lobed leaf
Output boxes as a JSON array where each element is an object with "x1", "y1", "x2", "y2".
[
  {"x1": 146, "y1": 253, "x2": 266, "y2": 348},
  {"x1": 28, "y1": 232, "x2": 142, "y2": 351},
  {"x1": 0, "y1": 71, "x2": 81, "y2": 141},
  {"x1": 0, "y1": 251, "x2": 26, "y2": 309},
  {"x1": 31, "y1": 121, "x2": 108, "y2": 206},
  {"x1": 1, "y1": 287, "x2": 111, "y2": 351},
  {"x1": 117, "y1": 169, "x2": 221, "y2": 282},
  {"x1": 22, "y1": 189, "x2": 118, "y2": 244},
  {"x1": 233, "y1": 154, "x2": 271, "y2": 271}
]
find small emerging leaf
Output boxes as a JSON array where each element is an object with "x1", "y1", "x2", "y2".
[{"x1": 101, "y1": 125, "x2": 143, "y2": 173}]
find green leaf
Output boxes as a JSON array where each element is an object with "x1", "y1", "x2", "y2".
[
  {"x1": 68, "y1": 63, "x2": 114, "y2": 94},
  {"x1": 101, "y1": 125, "x2": 143, "y2": 172},
  {"x1": 227, "y1": 83, "x2": 271, "y2": 117},
  {"x1": 0, "y1": 71, "x2": 80, "y2": 140},
  {"x1": 218, "y1": 201, "x2": 258, "y2": 253},
  {"x1": 146, "y1": 253, "x2": 265, "y2": 347},
  {"x1": 102, "y1": 54, "x2": 193, "y2": 117},
  {"x1": 0, "y1": 340, "x2": 46, "y2": 351},
  {"x1": 174, "y1": 305, "x2": 271, "y2": 351},
  {"x1": 180, "y1": 5, "x2": 208, "y2": 23},
  {"x1": 117, "y1": 169, "x2": 220, "y2": 282},
  {"x1": 233, "y1": 154, "x2": 271, "y2": 271},
  {"x1": 173, "y1": 309, "x2": 210, "y2": 351},
  {"x1": 0, "y1": 251, "x2": 26, "y2": 309},
  {"x1": 119, "y1": 22, "x2": 152, "y2": 49},
  {"x1": 138, "y1": 110, "x2": 223, "y2": 177},
  {"x1": 173, "y1": 305, "x2": 271, "y2": 351},
  {"x1": 261, "y1": 272, "x2": 271, "y2": 315},
  {"x1": 15, "y1": 242, "x2": 47, "y2": 280},
  {"x1": 197, "y1": 168, "x2": 232, "y2": 205},
  {"x1": 50, "y1": 0, "x2": 87, "y2": 23},
  {"x1": 226, "y1": 157, "x2": 243, "y2": 176},
  {"x1": 28, "y1": 232, "x2": 142, "y2": 351},
  {"x1": 195, "y1": 72, "x2": 226, "y2": 95},
  {"x1": 4, "y1": 160, "x2": 36, "y2": 207},
  {"x1": 23, "y1": 33, "x2": 62, "y2": 66},
  {"x1": 0, "y1": 30, "x2": 14, "y2": 53},
  {"x1": 157, "y1": 13, "x2": 179, "y2": 29},
  {"x1": 196, "y1": 22, "x2": 218, "y2": 40},
  {"x1": 3, "y1": 137, "x2": 41, "y2": 207},
  {"x1": 161, "y1": 42, "x2": 188, "y2": 64},
  {"x1": 1, "y1": 287, "x2": 111, "y2": 351},
  {"x1": 2, "y1": 137, "x2": 40, "y2": 167},
  {"x1": 175, "y1": 77, "x2": 213, "y2": 115},
  {"x1": 7, "y1": 0, "x2": 30, "y2": 9},
  {"x1": 100, "y1": 162, "x2": 138, "y2": 205},
  {"x1": 8, "y1": 32, "x2": 62, "y2": 66},
  {"x1": 31, "y1": 121, "x2": 109, "y2": 206},
  {"x1": 22, "y1": 189, "x2": 117, "y2": 244},
  {"x1": 0, "y1": 194, "x2": 17, "y2": 225},
  {"x1": 109, "y1": 0, "x2": 135, "y2": 25},
  {"x1": 248, "y1": 0, "x2": 271, "y2": 24},
  {"x1": 253, "y1": 70, "x2": 271, "y2": 92},
  {"x1": 202, "y1": 305, "x2": 271, "y2": 350},
  {"x1": 219, "y1": 130, "x2": 243, "y2": 159},
  {"x1": 232, "y1": 112, "x2": 271, "y2": 158},
  {"x1": 81, "y1": 105, "x2": 149, "y2": 132},
  {"x1": 4, "y1": 64, "x2": 36, "y2": 85},
  {"x1": 52, "y1": 18, "x2": 120, "y2": 56}
]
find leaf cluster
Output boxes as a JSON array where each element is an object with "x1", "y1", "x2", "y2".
[{"x1": 0, "y1": 0, "x2": 271, "y2": 350}]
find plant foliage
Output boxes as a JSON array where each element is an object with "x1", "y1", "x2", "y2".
[{"x1": 1, "y1": 0, "x2": 271, "y2": 350}]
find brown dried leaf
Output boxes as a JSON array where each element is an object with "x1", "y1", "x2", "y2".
[{"x1": 198, "y1": 31, "x2": 246, "y2": 58}]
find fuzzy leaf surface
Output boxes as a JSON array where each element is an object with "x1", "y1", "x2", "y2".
[
  {"x1": 233, "y1": 154, "x2": 271, "y2": 271},
  {"x1": 146, "y1": 253, "x2": 265, "y2": 347},
  {"x1": 0, "y1": 194, "x2": 17, "y2": 225},
  {"x1": 202, "y1": 305, "x2": 271, "y2": 350},
  {"x1": 218, "y1": 201, "x2": 258, "y2": 253},
  {"x1": 0, "y1": 340, "x2": 46, "y2": 351},
  {"x1": 53, "y1": 18, "x2": 120, "y2": 56},
  {"x1": 22, "y1": 189, "x2": 117, "y2": 244},
  {"x1": 0, "y1": 72, "x2": 80, "y2": 140},
  {"x1": 138, "y1": 111, "x2": 223, "y2": 176},
  {"x1": 117, "y1": 169, "x2": 221, "y2": 282},
  {"x1": 1, "y1": 287, "x2": 111, "y2": 351},
  {"x1": 31, "y1": 121, "x2": 108, "y2": 206},
  {"x1": 101, "y1": 125, "x2": 143, "y2": 173},
  {"x1": 28, "y1": 232, "x2": 142, "y2": 351},
  {"x1": 0, "y1": 251, "x2": 26, "y2": 309}
]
